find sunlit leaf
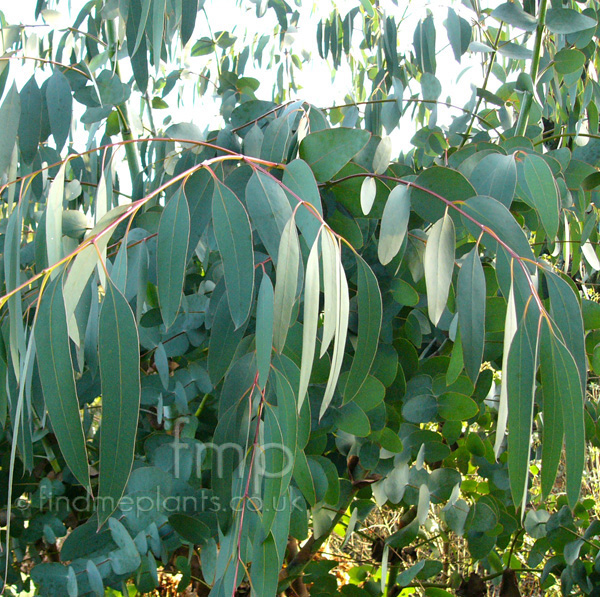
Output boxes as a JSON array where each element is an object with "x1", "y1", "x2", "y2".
[
  {"x1": 378, "y1": 184, "x2": 410, "y2": 265},
  {"x1": 424, "y1": 213, "x2": 455, "y2": 325}
]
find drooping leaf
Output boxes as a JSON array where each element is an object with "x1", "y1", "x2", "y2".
[
  {"x1": 0, "y1": 83, "x2": 20, "y2": 178},
  {"x1": 246, "y1": 170, "x2": 293, "y2": 263},
  {"x1": 360, "y1": 177, "x2": 376, "y2": 215},
  {"x1": 457, "y1": 247, "x2": 486, "y2": 383},
  {"x1": 212, "y1": 180, "x2": 254, "y2": 329},
  {"x1": 320, "y1": 230, "x2": 339, "y2": 356},
  {"x1": 256, "y1": 273, "x2": 274, "y2": 388},
  {"x1": 378, "y1": 184, "x2": 411, "y2": 265},
  {"x1": 495, "y1": 275, "x2": 517, "y2": 455},
  {"x1": 35, "y1": 275, "x2": 90, "y2": 491},
  {"x1": 180, "y1": 0, "x2": 198, "y2": 46},
  {"x1": 413, "y1": 14, "x2": 437, "y2": 74},
  {"x1": 424, "y1": 213, "x2": 455, "y2": 325},
  {"x1": 98, "y1": 280, "x2": 141, "y2": 527},
  {"x1": 446, "y1": 7, "x2": 472, "y2": 61},
  {"x1": 157, "y1": 189, "x2": 190, "y2": 330},
  {"x1": 46, "y1": 69, "x2": 72, "y2": 152},
  {"x1": 299, "y1": 127, "x2": 370, "y2": 182},
  {"x1": 273, "y1": 216, "x2": 300, "y2": 352},
  {"x1": 522, "y1": 154, "x2": 560, "y2": 240},
  {"x1": 320, "y1": 246, "x2": 349, "y2": 418},
  {"x1": 343, "y1": 254, "x2": 382, "y2": 401},
  {"x1": 298, "y1": 237, "x2": 320, "y2": 410},
  {"x1": 126, "y1": 0, "x2": 149, "y2": 92},
  {"x1": 373, "y1": 136, "x2": 392, "y2": 174},
  {"x1": 18, "y1": 76, "x2": 42, "y2": 164},
  {"x1": 540, "y1": 319, "x2": 585, "y2": 508},
  {"x1": 507, "y1": 308, "x2": 540, "y2": 515},
  {"x1": 544, "y1": 271, "x2": 586, "y2": 395},
  {"x1": 468, "y1": 153, "x2": 517, "y2": 208},
  {"x1": 46, "y1": 160, "x2": 67, "y2": 273},
  {"x1": 282, "y1": 158, "x2": 323, "y2": 248}
]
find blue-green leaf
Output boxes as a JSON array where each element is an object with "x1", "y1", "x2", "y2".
[
  {"x1": 98, "y1": 281, "x2": 141, "y2": 527},
  {"x1": 46, "y1": 69, "x2": 72, "y2": 152},
  {"x1": 424, "y1": 213, "x2": 455, "y2": 326},
  {"x1": 522, "y1": 154, "x2": 559, "y2": 239},
  {"x1": 507, "y1": 308, "x2": 540, "y2": 514},
  {"x1": 0, "y1": 83, "x2": 20, "y2": 179},
  {"x1": 546, "y1": 8, "x2": 597, "y2": 34},
  {"x1": 35, "y1": 276, "x2": 90, "y2": 491},
  {"x1": 18, "y1": 76, "x2": 41, "y2": 164},
  {"x1": 468, "y1": 153, "x2": 517, "y2": 208},
  {"x1": 378, "y1": 184, "x2": 410, "y2": 265},
  {"x1": 299, "y1": 128, "x2": 370, "y2": 182},
  {"x1": 213, "y1": 180, "x2": 254, "y2": 329},
  {"x1": 246, "y1": 170, "x2": 293, "y2": 263},
  {"x1": 343, "y1": 255, "x2": 382, "y2": 401},
  {"x1": 491, "y1": 2, "x2": 537, "y2": 31},
  {"x1": 256, "y1": 273, "x2": 274, "y2": 388},
  {"x1": 457, "y1": 247, "x2": 486, "y2": 383},
  {"x1": 157, "y1": 189, "x2": 190, "y2": 330}
]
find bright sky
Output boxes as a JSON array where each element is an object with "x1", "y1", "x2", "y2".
[{"x1": 3, "y1": 0, "x2": 504, "y2": 152}]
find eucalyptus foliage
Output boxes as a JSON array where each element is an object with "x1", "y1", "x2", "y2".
[{"x1": 2, "y1": 0, "x2": 600, "y2": 595}]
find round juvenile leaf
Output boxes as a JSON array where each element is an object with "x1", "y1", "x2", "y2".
[
  {"x1": 437, "y1": 392, "x2": 479, "y2": 421},
  {"x1": 554, "y1": 48, "x2": 585, "y2": 75}
]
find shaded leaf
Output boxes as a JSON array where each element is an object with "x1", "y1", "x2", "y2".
[
  {"x1": 256, "y1": 273, "x2": 274, "y2": 388},
  {"x1": 46, "y1": 70, "x2": 72, "y2": 152},
  {"x1": 98, "y1": 280, "x2": 141, "y2": 527},
  {"x1": 157, "y1": 190, "x2": 190, "y2": 330},
  {"x1": 36, "y1": 276, "x2": 90, "y2": 491},
  {"x1": 457, "y1": 247, "x2": 486, "y2": 383},
  {"x1": 212, "y1": 180, "x2": 254, "y2": 329},
  {"x1": 299, "y1": 127, "x2": 370, "y2": 182}
]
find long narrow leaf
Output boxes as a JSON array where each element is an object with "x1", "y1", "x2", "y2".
[
  {"x1": 273, "y1": 216, "x2": 300, "y2": 353},
  {"x1": 35, "y1": 276, "x2": 90, "y2": 491},
  {"x1": 378, "y1": 184, "x2": 410, "y2": 265},
  {"x1": 97, "y1": 280, "x2": 141, "y2": 527},
  {"x1": 424, "y1": 213, "x2": 455, "y2": 325},
  {"x1": 298, "y1": 235, "x2": 321, "y2": 410}
]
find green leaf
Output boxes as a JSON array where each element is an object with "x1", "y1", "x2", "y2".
[
  {"x1": 373, "y1": 136, "x2": 392, "y2": 175},
  {"x1": 98, "y1": 280, "x2": 141, "y2": 527},
  {"x1": 538, "y1": 320, "x2": 564, "y2": 501},
  {"x1": 256, "y1": 273, "x2": 274, "y2": 388},
  {"x1": 157, "y1": 189, "x2": 190, "y2": 330},
  {"x1": 413, "y1": 15, "x2": 436, "y2": 74},
  {"x1": 299, "y1": 127, "x2": 370, "y2": 182},
  {"x1": 360, "y1": 177, "x2": 376, "y2": 215},
  {"x1": 540, "y1": 320, "x2": 585, "y2": 508},
  {"x1": 0, "y1": 83, "x2": 20, "y2": 178},
  {"x1": 273, "y1": 216, "x2": 300, "y2": 353},
  {"x1": 446, "y1": 7, "x2": 471, "y2": 61},
  {"x1": 212, "y1": 180, "x2": 254, "y2": 329},
  {"x1": 546, "y1": 8, "x2": 597, "y2": 34},
  {"x1": 437, "y1": 392, "x2": 479, "y2": 421},
  {"x1": 180, "y1": 0, "x2": 198, "y2": 46},
  {"x1": 282, "y1": 159, "x2": 323, "y2": 249},
  {"x1": 378, "y1": 184, "x2": 410, "y2": 265},
  {"x1": 343, "y1": 254, "x2": 382, "y2": 401},
  {"x1": 35, "y1": 275, "x2": 90, "y2": 491},
  {"x1": 251, "y1": 533, "x2": 279, "y2": 597},
  {"x1": 424, "y1": 213, "x2": 455, "y2": 325},
  {"x1": 497, "y1": 42, "x2": 533, "y2": 60},
  {"x1": 152, "y1": 0, "x2": 166, "y2": 72},
  {"x1": 522, "y1": 154, "x2": 560, "y2": 239},
  {"x1": 46, "y1": 69, "x2": 72, "y2": 152},
  {"x1": 491, "y1": 2, "x2": 537, "y2": 31},
  {"x1": 246, "y1": 170, "x2": 293, "y2": 263},
  {"x1": 507, "y1": 308, "x2": 540, "y2": 514},
  {"x1": 411, "y1": 167, "x2": 476, "y2": 223},
  {"x1": 461, "y1": 196, "x2": 535, "y2": 267},
  {"x1": 544, "y1": 271, "x2": 586, "y2": 394},
  {"x1": 554, "y1": 48, "x2": 586, "y2": 75},
  {"x1": 46, "y1": 161, "x2": 66, "y2": 272},
  {"x1": 183, "y1": 168, "x2": 213, "y2": 262},
  {"x1": 457, "y1": 247, "x2": 486, "y2": 383},
  {"x1": 298, "y1": 237, "x2": 320, "y2": 410},
  {"x1": 320, "y1": 232, "x2": 350, "y2": 418},
  {"x1": 18, "y1": 76, "x2": 42, "y2": 164},
  {"x1": 169, "y1": 513, "x2": 211, "y2": 545},
  {"x1": 468, "y1": 153, "x2": 516, "y2": 208},
  {"x1": 126, "y1": 0, "x2": 149, "y2": 92}
]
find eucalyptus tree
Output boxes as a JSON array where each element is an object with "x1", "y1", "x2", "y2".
[{"x1": 1, "y1": 0, "x2": 600, "y2": 595}]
